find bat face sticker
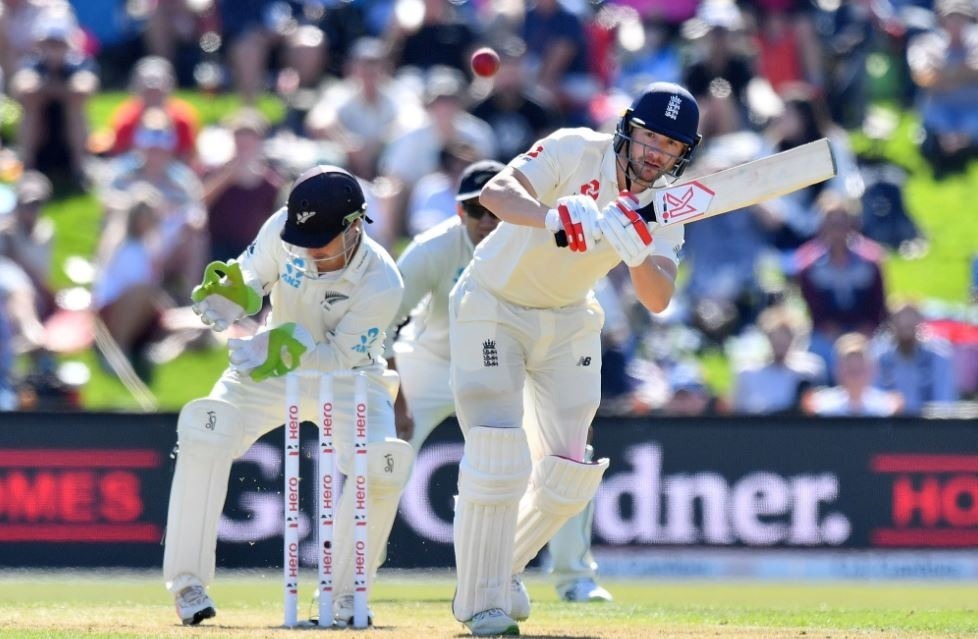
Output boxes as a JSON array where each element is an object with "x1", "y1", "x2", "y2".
[{"x1": 655, "y1": 181, "x2": 715, "y2": 225}]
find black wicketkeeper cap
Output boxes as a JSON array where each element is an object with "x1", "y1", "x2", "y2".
[{"x1": 281, "y1": 165, "x2": 371, "y2": 248}]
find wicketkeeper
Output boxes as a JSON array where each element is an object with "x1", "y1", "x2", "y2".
[
  {"x1": 163, "y1": 165, "x2": 412, "y2": 627},
  {"x1": 449, "y1": 82, "x2": 701, "y2": 636}
]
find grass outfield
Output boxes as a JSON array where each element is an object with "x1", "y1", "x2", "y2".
[{"x1": 0, "y1": 572, "x2": 976, "y2": 638}]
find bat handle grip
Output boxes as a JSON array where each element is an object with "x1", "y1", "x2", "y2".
[{"x1": 554, "y1": 230, "x2": 568, "y2": 247}]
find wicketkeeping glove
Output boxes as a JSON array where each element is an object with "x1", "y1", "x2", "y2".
[
  {"x1": 190, "y1": 260, "x2": 262, "y2": 332},
  {"x1": 597, "y1": 192, "x2": 654, "y2": 267},
  {"x1": 227, "y1": 322, "x2": 316, "y2": 382},
  {"x1": 544, "y1": 195, "x2": 602, "y2": 253}
]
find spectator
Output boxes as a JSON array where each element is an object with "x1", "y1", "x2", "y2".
[
  {"x1": 594, "y1": 270, "x2": 669, "y2": 417},
  {"x1": 750, "y1": 3, "x2": 824, "y2": 95},
  {"x1": 378, "y1": 66, "x2": 494, "y2": 233},
  {"x1": 0, "y1": 295, "x2": 14, "y2": 409},
  {"x1": 306, "y1": 36, "x2": 421, "y2": 180},
  {"x1": 521, "y1": 0, "x2": 596, "y2": 122},
  {"x1": 816, "y1": 0, "x2": 909, "y2": 129},
  {"x1": 143, "y1": 0, "x2": 203, "y2": 74},
  {"x1": 202, "y1": 108, "x2": 285, "y2": 262},
  {"x1": 683, "y1": 0, "x2": 755, "y2": 117},
  {"x1": 797, "y1": 192, "x2": 887, "y2": 379},
  {"x1": 875, "y1": 300, "x2": 959, "y2": 414},
  {"x1": 390, "y1": 0, "x2": 478, "y2": 76},
  {"x1": 405, "y1": 140, "x2": 479, "y2": 235},
  {"x1": 471, "y1": 36, "x2": 560, "y2": 163},
  {"x1": 0, "y1": 254, "x2": 44, "y2": 352},
  {"x1": 275, "y1": 24, "x2": 330, "y2": 136},
  {"x1": 681, "y1": 130, "x2": 778, "y2": 342},
  {"x1": 315, "y1": 0, "x2": 372, "y2": 76},
  {"x1": 661, "y1": 361, "x2": 721, "y2": 416},
  {"x1": 217, "y1": 0, "x2": 286, "y2": 103},
  {"x1": 613, "y1": 16, "x2": 684, "y2": 93},
  {"x1": 91, "y1": 183, "x2": 167, "y2": 380},
  {"x1": 69, "y1": 0, "x2": 145, "y2": 88},
  {"x1": 804, "y1": 332, "x2": 903, "y2": 416},
  {"x1": 907, "y1": 0, "x2": 978, "y2": 176},
  {"x1": 0, "y1": 0, "x2": 48, "y2": 80},
  {"x1": 10, "y1": 7, "x2": 98, "y2": 187},
  {"x1": 101, "y1": 107, "x2": 207, "y2": 301},
  {"x1": 732, "y1": 304, "x2": 826, "y2": 415},
  {"x1": 765, "y1": 85, "x2": 864, "y2": 252},
  {"x1": 107, "y1": 56, "x2": 200, "y2": 163},
  {"x1": 0, "y1": 170, "x2": 54, "y2": 316}
]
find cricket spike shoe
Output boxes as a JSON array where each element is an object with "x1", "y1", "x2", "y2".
[
  {"x1": 332, "y1": 594, "x2": 374, "y2": 628},
  {"x1": 557, "y1": 577, "x2": 613, "y2": 603},
  {"x1": 509, "y1": 575, "x2": 531, "y2": 621},
  {"x1": 174, "y1": 584, "x2": 216, "y2": 625},
  {"x1": 464, "y1": 608, "x2": 520, "y2": 636}
]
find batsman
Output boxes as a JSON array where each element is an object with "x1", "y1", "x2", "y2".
[
  {"x1": 449, "y1": 82, "x2": 701, "y2": 636},
  {"x1": 163, "y1": 166, "x2": 413, "y2": 627}
]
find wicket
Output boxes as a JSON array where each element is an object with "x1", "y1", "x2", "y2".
[{"x1": 284, "y1": 370, "x2": 369, "y2": 629}]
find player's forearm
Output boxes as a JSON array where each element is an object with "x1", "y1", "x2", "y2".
[
  {"x1": 480, "y1": 170, "x2": 549, "y2": 228},
  {"x1": 629, "y1": 256, "x2": 676, "y2": 314}
]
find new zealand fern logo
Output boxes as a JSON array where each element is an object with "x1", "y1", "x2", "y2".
[{"x1": 322, "y1": 291, "x2": 349, "y2": 310}]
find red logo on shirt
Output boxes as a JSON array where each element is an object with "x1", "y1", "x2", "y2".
[
  {"x1": 579, "y1": 180, "x2": 600, "y2": 199},
  {"x1": 524, "y1": 144, "x2": 544, "y2": 158}
]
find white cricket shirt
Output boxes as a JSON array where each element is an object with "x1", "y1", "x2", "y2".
[
  {"x1": 469, "y1": 127, "x2": 684, "y2": 308},
  {"x1": 238, "y1": 208, "x2": 404, "y2": 373},
  {"x1": 391, "y1": 216, "x2": 473, "y2": 360}
]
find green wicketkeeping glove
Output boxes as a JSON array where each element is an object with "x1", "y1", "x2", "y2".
[
  {"x1": 227, "y1": 323, "x2": 316, "y2": 382},
  {"x1": 191, "y1": 260, "x2": 262, "y2": 331}
]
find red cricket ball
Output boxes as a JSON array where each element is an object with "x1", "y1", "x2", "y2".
[{"x1": 470, "y1": 47, "x2": 501, "y2": 78}]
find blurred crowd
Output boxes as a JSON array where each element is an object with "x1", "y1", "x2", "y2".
[{"x1": 1, "y1": 0, "x2": 977, "y2": 415}]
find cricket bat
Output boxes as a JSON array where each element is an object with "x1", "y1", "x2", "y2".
[{"x1": 554, "y1": 137, "x2": 837, "y2": 247}]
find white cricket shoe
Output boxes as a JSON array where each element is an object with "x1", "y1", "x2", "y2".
[
  {"x1": 557, "y1": 577, "x2": 613, "y2": 603},
  {"x1": 174, "y1": 583, "x2": 216, "y2": 625},
  {"x1": 463, "y1": 608, "x2": 520, "y2": 636},
  {"x1": 333, "y1": 594, "x2": 374, "y2": 628},
  {"x1": 509, "y1": 575, "x2": 531, "y2": 621}
]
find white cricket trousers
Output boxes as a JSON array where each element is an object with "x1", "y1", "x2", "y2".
[{"x1": 448, "y1": 272, "x2": 604, "y2": 462}]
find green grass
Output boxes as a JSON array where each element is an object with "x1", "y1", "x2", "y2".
[
  {"x1": 0, "y1": 571, "x2": 976, "y2": 638},
  {"x1": 21, "y1": 94, "x2": 978, "y2": 409}
]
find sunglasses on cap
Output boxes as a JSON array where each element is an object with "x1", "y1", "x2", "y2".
[{"x1": 462, "y1": 201, "x2": 498, "y2": 221}]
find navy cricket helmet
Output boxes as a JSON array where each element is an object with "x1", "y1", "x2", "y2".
[
  {"x1": 614, "y1": 82, "x2": 702, "y2": 178},
  {"x1": 280, "y1": 165, "x2": 371, "y2": 248}
]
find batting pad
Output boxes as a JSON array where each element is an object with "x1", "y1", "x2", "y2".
[
  {"x1": 511, "y1": 454, "x2": 609, "y2": 574},
  {"x1": 164, "y1": 399, "x2": 244, "y2": 591},
  {"x1": 332, "y1": 439, "x2": 414, "y2": 599},
  {"x1": 547, "y1": 446, "x2": 600, "y2": 579},
  {"x1": 452, "y1": 427, "x2": 532, "y2": 622}
]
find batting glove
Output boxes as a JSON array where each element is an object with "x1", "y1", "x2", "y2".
[
  {"x1": 597, "y1": 192, "x2": 654, "y2": 267},
  {"x1": 228, "y1": 323, "x2": 316, "y2": 382},
  {"x1": 191, "y1": 260, "x2": 262, "y2": 332},
  {"x1": 544, "y1": 195, "x2": 602, "y2": 253}
]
